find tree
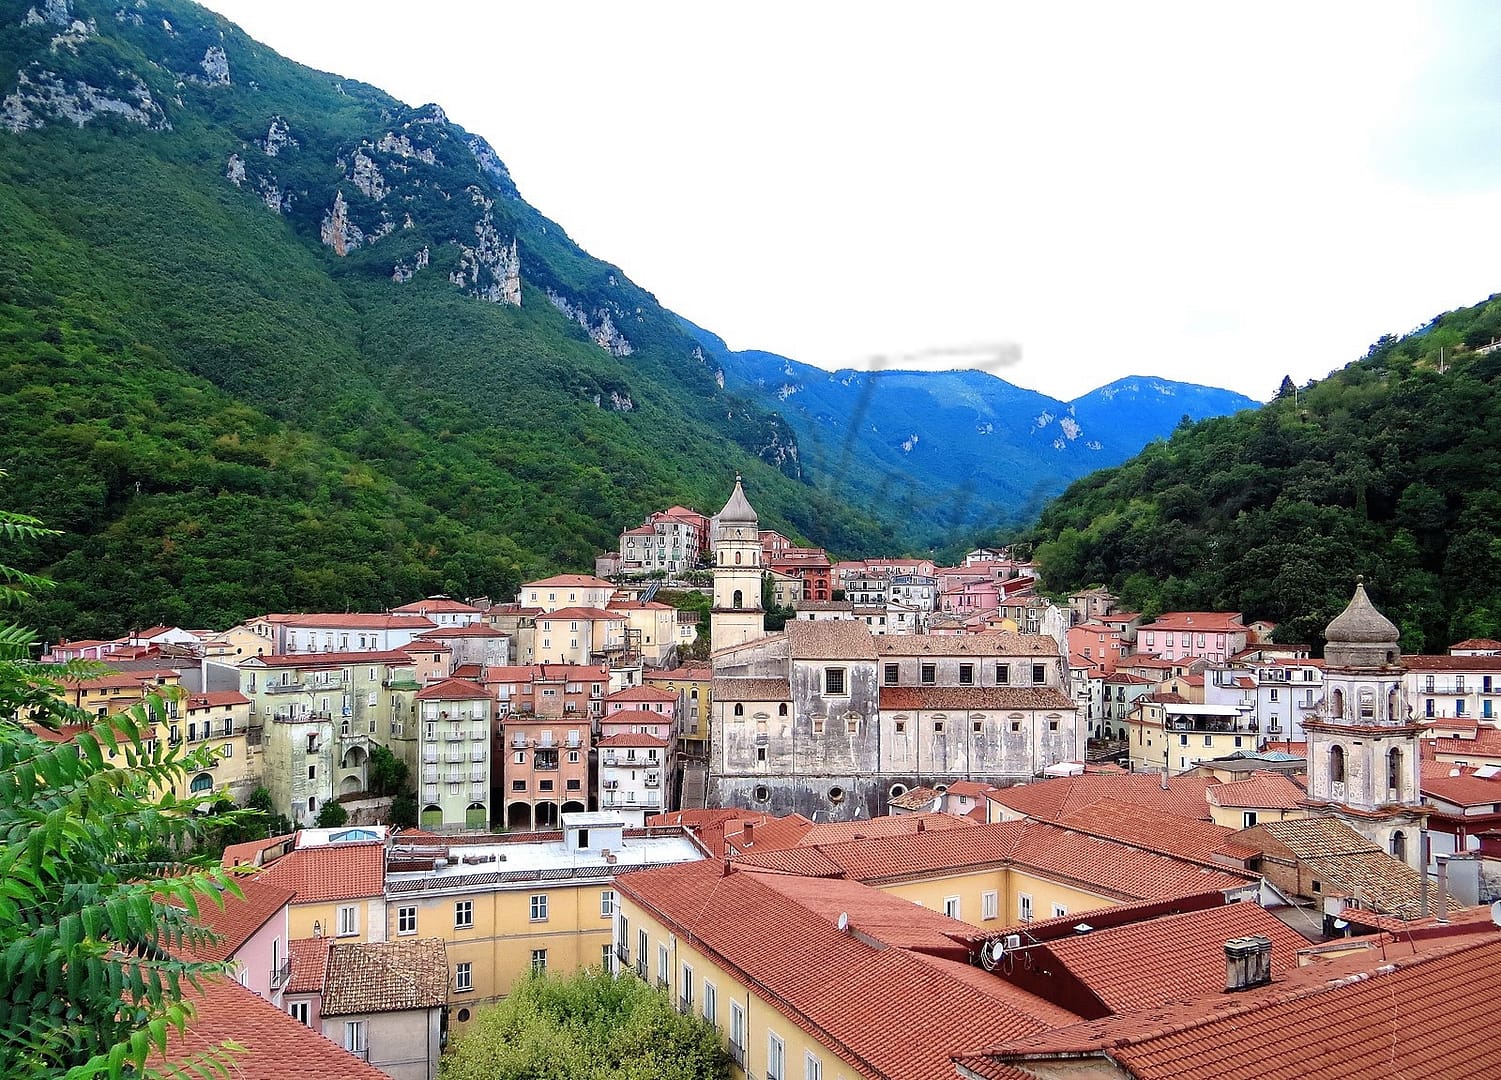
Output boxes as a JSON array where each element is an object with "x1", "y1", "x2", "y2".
[
  {"x1": 0, "y1": 490, "x2": 248, "y2": 1078},
  {"x1": 368, "y1": 744, "x2": 409, "y2": 797},
  {"x1": 315, "y1": 800, "x2": 349, "y2": 828},
  {"x1": 441, "y1": 968, "x2": 730, "y2": 1080},
  {"x1": 389, "y1": 790, "x2": 419, "y2": 830}
]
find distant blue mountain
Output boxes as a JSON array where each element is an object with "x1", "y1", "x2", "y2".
[{"x1": 683, "y1": 321, "x2": 1259, "y2": 546}]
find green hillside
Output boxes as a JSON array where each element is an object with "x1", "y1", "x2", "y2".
[
  {"x1": 1026, "y1": 293, "x2": 1501, "y2": 653},
  {"x1": 0, "y1": 0, "x2": 895, "y2": 640}
]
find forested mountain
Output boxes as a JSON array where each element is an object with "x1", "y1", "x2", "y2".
[
  {"x1": 0, "y1": 0, "x2": 900, "y2": 640},
  {"x1": 690, "y1": 323, "x2": 1259, "y2": 547},
  {"x1": 1027, "y1": 292, "x2": 1501, "y2": 653}
]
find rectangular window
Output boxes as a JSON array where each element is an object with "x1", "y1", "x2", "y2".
[
  {"x1": 920, "y1": 664, "x2": 936, "y2": 685},
  {"x1": 680, "y1": 961, "x2": 693, "y2": 1012},
  {"x1": 845, "y1": 716, "x2": 859, "y2": 735},
  {"x1": 288, "y1": 1000, "x2": 310, "y2": 1026},
  {"x1": 455, "y1": 962, "x2": 473, "y2": 992},
  {"x1": 397, "y1": 905, "x2": 417, "y2": 935},
  {"x1": 530, "y1": 894, "x2": 549, "y2": 922},
  {"x1": 730, "y1": 1001, "x2": 746, "y2": 1063},
  {"x1": 995, "y1": 664, "x2": 1009, "y2": 684},
  {"x1": 982, "y1": 890, "x2": 999, "y2": 920},
  {"x1": 943, "y1": 896, "x2": 960, "y2": 919},
  {"x1": 531, "y1": 949, "x2": 547, "y2": 974},
  {"x1": 973, "y1": 718, "x2": 983, "y2": 733},
  {"x1": 894, "y1": 718, "x2": 907, "y2": 733},
  {"x1": 602, "y1": 943, "x2": 614, "y2": 968},
  {"x1": 600, "y1": 890, "x2": 615, "y2": 918},
  {"x1": 768, "y1": 1032, "x2": 786, "y2": 1080},
  {"x1": 1204, "y1": 734, "x2": 1213, "y2": 747},
  {"x1": 824, "y1": 668, "x2": 846, "y2": 695},
  {"x1": 933, "y1": 718, "x2": 945, "y2": 733},
  {"x1": 343, "y1": 1021, "x2": 366, "y2": 1054},
  {"x1": 657, "y1": 944, "x2": 669, "y2": 988},
  {"x1": 812, "y1": 716, "x2": 825, "y2": 735},
  {"x1": 1269, "y1": 688, "x2": 1279, "y2": 702},
  {"x1": 1243, "y1": 811, "x2": 1258, "y2": 828},
  {"x1": 884, "y1": 663, "x2": 900, "y2": 685},
  {"x1": 1019, "y1": 894, "x2": 1033, "y2": 921},
  {"x1": 805, "y1": 1052, "x2": 823, "y2": 1080},
  {"x1": 455, "y1": 900, "x2": 473, "y2": 929},
  {"x1": 1032, "y1": 664, "x2": 1046, "y2": 684},
  {"x1": 958, "y1": 663, "x2": 974, "y2": 685},
  {"x1": 336, "y1": 904, "x2": 357, "y2": 937},
  {"x1": 1052, "y1": 903, "x2": 1067, "y2": 918},
  {"x1": 307, "y1": 764, "x2": 316, "y2": 781}
]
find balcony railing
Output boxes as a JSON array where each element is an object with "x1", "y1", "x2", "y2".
[
  {"x1": 469, "y1": 769, "x2": 486, "y2": 783},
  {"x1": 423, "y1": 751, "x2": 439, "y2": 764},
  {"x1": 471, "y1": 729, "x2": 487, "y2": 741},
  {"x1": 471, "y1": 748, "x2": 486, "y2": 763},
  {"x1": 444, "y1": 732, "x2": 466, "y2": 742},
  {"x1": 469, "y1": 785, "x2": 487, "y2": 802},
  {"x1": 269, "y1": 959, "x2": 292, "y2": 990},
  {"x1": 264, "y1": 682, "x2": 306, "y2": 695},
  {"x1": 729, "y1": 1042, "x2": 745, "y2": 1068},
  {"x1": 616, "y1": 943, "x2": 630, "y2": 965},
  {"x1": 423, "y1": 785, "x2": 439, "y2": 802}
]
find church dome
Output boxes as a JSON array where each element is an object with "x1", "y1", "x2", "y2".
[
  {"x1": 717, "y1": 475, "x2": 758, "y2": 527},
  {"x1": 1323, "y1": 578, "x2": 1401, "y2": 669},
  {"x1": 1325, "y1": 580, "x2": 1399, "y2": 644}
]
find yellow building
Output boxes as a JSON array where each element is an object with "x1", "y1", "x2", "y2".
[
  {"x1": 645, "y1": 663, "x2": 713, "y2": 757},
  {"x1": 382, "y1": 813, "x2": 702, "y2": 1024},
  {"x1": 173, "y1": 690, "x2": 260, "y2": 803},
  {"x1": 231, "y1": 828, "x2": 390, "y2": 944},
  {"x1": 1126, "y1": 696, "x2": 1259, "y2": 773},
  {"x1": 614, "y1": 858, "x2": 1083, "y2": 1080}
]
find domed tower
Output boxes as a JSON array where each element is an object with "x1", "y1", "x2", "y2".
[
  {"x1": 1304, "y1": 578, "x2": 1425, "y2": 868},
  {"x1": 711, "y1": 475, "x2": 765, "y2": 651}
]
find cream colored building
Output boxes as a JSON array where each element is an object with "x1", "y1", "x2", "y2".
[
  {"x1": 519, "y1": 574, "x2": 618, "y2": 613},
  {"x1": 413, "y1": 678, "x2": 493, "y2": 830},
  {"x1": 174, "y1": 690, "x2": 260, "y2": 804}
]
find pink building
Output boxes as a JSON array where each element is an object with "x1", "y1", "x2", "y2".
[
  {"x1": 603, "y1": 684, "x2": 677, "y2": 721},
  {"x1": 1068, "y1": 621, "x2": 1130, "y2": 674},
  {"x1": 942, "y1": 578, "x2": 1001, "y2": 614},
  {"x1": 1135, "y1": 612, "x2": 1250, "y2": 664}
]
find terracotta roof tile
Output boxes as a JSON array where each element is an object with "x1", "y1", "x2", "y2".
[
  {"x1": 172, "y1": 877, "x2": 293, "y2": 963},
  {"x1": 286, "y1": 935, "x2": 331, "y2": 994},
  {"x1": 596, "y1": 731, "x2": 668, "y2": 748},
  {"x1": 257, "y1": 841, "x2": 385, "y2": 903},
  {"x1": 261, "y1": 614, "x2": 436, "y2": 630},
  {"x1": 1403, "y1": 653, "x2": 1501, "y2": 670},
  {"x1": 1421, "y1": 762, "x2": 1501, "y2": 807},
  {"x1": 1053, "y1": 798, "x2": 1242, "y2": 863},
  {"x1": 522, "y1": 574, "x2": 617, "y2": 589},
  {"x1": 877, "y1": 631, "x2": 1058, "y2": 657},
  {"x1": 322, "y1": 938, "x2": 449, "y2": 1015},
  {"x1": 712, "y1": 677, "x2": 791, "y2": 701},
  {"x1": 413, "y1": 677, "x2": 492, "y2": 701},
  {"x1": 797, "y1": 812, "x2": 977, "y2": 845},
  {"x1": 974, "y1": 927, "x2": 1501, "y2": 1080},
  {"x1": 1207, "y1": 772, "x2": 1308, "y2": 810},
  {"x1": 989, "y1": 774, "x2": 1217, "y2": 823},
  {"x1": 786, "y1": 619, "x2": 879, "y2": 659},
  {"x1": 157, "y1": 977, "x2": 388, "y2": 1079},
  {"x1": 606, "y1": 684, "x2": 678, "y2": 702}
]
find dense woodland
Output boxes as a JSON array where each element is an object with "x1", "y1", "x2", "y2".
[
  {"x1": 0, "y1": 0, "x2": 895, "y2": 642},
  {"x1": 1026, "y1": 292, "x2": 1501, "y2": 654}
]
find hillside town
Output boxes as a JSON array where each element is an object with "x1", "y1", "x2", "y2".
[{"x1": 28, "y1": 478, "x2": 1501, "y2": 1078}]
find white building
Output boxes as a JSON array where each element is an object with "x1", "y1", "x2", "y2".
[
  {"x1": 597, "y1": 732, "x2": 668, "y2": 826},
  {"x1": 414, "y1": 678, "x2": 493, "y2": 830}
]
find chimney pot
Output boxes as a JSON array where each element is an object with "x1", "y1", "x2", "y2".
[
  {"x1": 1436, "y1": 856, "x2": 1450, "y2": 924},
  {"x1": 743, "y1": 821, "x2": 755, "y2": 846},
  {"x1": 917, "y1": 818, "x2": 926, "y2": 833},
  {"x1": 1224, "y1": 935, "x2": 1273, "y2": 992}
]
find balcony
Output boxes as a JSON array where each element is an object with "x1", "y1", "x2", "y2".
[
  {"x1": 615, "y1": 943, "x2": 630, "y2": 965},
  {"x1": 444, "y1": 731, "x2": 466, "y2": 743},
  {"x1": 469, "y1": 785, "x2": 487, "y2": 802},
  {"x1": 269, "y1": 959, "x2": 292, "y2": 991},
  {"x1": 265, "y1": 681, "x2": 307, "y2": 695},
  {"x1": 729, "y1": 1042, "x2": 745, "y2": 1068},
  {"x1": 446, "y1": 771, "x2": 463, "y2": 784},
  {"x1": 445, "y1": 749, "x2": 465, "y2": 764},
  {"x1": 602, "y1": 753, "x2": 618, "y2": 766},
  {"x1": 423, "y1": 784, "x2": 439, "y2": 802},
  {"x1": 383, "y1": 676, "x2": 420, "y2": 690},
  {"x1": 423, "y1": 750, "x2": 439, "y2": 765},
  {"x1": 471, "y1": 729, "x2": 487, "y2": 741},
  {"x1": 645, "y1": 774, "x2": 660, "y2": 788},
  {"x1": 470, "y1": 748, "x2": 486, "y2": 763},
  {"x1": 469, "y1": 769, "x2": 486, "y2": 783}
]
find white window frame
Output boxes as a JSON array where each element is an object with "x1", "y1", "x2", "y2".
[
  {"x1": 703, "y1": 979, "x2": 717, "y2": 1025},
  {"x1": 530, "y1": 893, "x2": 549, "y2": 922},
  {"x1": 336, "y1": 904, "x2": 358, "y2": 937},
  {"x1": 454, "y1": 962, "x2": 472, "y2": 992},
  {"x1": 600, "y1": 890, "x2": 615, "y2": 918},
  {"x1": 530, "y1": 948, "x2": 547, "y2": 974},
  {"x1": 1019, "y1": 893, "x2": 1033, "y2": 922},
  {"x1": 397, "y1": 905, "x2": 417, "y2": 935},
  {"x1": 455, "y1": 899, "x2": 473, "y2": 929},
  {"x1": 288, "y1": 1000, "x2": 310, "y2": 1026},
  {"x1": 768, "y1": 1031, "x2": 786, "y2": 1080},
  {"x1": 943, "y1": 895, "x2": 961, "y2": 919},
  {"x1": 805, "y1": 1051, "x2": 823, "y2": 1080},
  {"x1": 343, "y1": 1020, "x2": 366, "y2": 1054},
  {"x1": 981, "y1": 890, "x2": 999, "y2": 921}
]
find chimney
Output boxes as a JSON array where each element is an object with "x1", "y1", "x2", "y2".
[
  {"x1": 1160, "y1": 767, "x2": 1170, "y2": 790},
  {"x1": 742, "y1": 821, "x2": 754, "y2": 847},
  {"x1": 916, "y1": 818, "x2": 926, "y2": 834},
  {"x1": 1436, "y1": 857, "x2": 1449, "y2": 924},
  {"x1": 1224, "y1": 936, "x2": 1273, "y2": 992}
]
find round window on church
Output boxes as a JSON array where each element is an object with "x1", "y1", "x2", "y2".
[
  {"x1": 828, "y1": 786, "x2": 846, "y2": 804},
  {"x1": 753, "y1": 784, "x2": 770, "y2": 802},
  {"x1": 889, "y1": 783, "x2": 908, "y2": 800}
]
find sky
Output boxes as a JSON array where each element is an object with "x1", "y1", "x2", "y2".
[{"x1": 200, "y1": 1, "x2": 1501, "y2": 401}]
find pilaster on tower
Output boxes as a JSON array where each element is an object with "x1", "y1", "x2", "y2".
[{"x1": 711, "y1": 474, "x2": 765, "y2": 652}]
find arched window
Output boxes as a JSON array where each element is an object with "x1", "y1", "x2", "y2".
[
  {"x1": 190, "y1": 772, "x2": 213, "y2": 794},
  {"x1": 778, "y1": 703, "x2": 788, "y2": 716},
  {"x1": 732, "y1": 589, "x2": 743, "y2": 609},
  {"x1": 1331, "y1": 688, "x2": 1345, "y2": 719},
  {"x1": 1388, "y1": 747, "x2": 1402, "y2": 794},
  {"x1": 733, "y1": 703, "x2": 744, "y2": 717},
  {"x1": 1359, "y1": 688, "x2": 1375, "y2": 719},
  {"x1": 308, "y1": 796, "x2": 317, "y2": 814},
  {"x1": 1391, "y1": 830, "x2": 1407, "y2": 862},
  {"x1": 734, "y1": 551, "x2": 742, "y2": 565},
  {"x1": 1329, "y1": 744, "x2": 1346, "y2": 784}
]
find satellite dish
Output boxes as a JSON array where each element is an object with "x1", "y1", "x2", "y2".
[
  {"x1": 836, "y1": 912, "x2": 849, "y2": 932},
  {"x1": 990, "y1": 939, "x2": 1006, "y2": 962},
  {"x1": 1332, "y1": 919, "x2": 1349, "y2": 930},
  {"x1": 1490, "y1": 900, "x2": 1501, "y2": 928}
]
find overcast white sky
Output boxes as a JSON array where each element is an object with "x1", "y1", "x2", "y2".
[{"x1": 202, "y1": 1, "x2": 1501, "y2": 400}]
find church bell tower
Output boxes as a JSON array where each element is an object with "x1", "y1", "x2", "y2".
[
  {"x1": 711, "y1": 475, "x2": 765, "y2": 652},
  {"x1": 1304, "y1": 578, "x2": 1426, "y2": 869}
]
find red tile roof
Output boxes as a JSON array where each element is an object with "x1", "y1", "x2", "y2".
[
  {"x1": 286, "y1": 935, "x2": 332, "y2": 994},
  {"x1": 1404, "y1": 654, "x2": 1501, "y2": 670},
  {"x1": 413, "y1": 677, "x2": 492, "y2": 701},
  {"x1": 416, "y1": 623, "x2": 503, "y2": 638},
  {"x1": 1052, "y1": 798, "x2": 1242, "y2": 863},
  {"x1": 616, "y1": 860, "x2": 1076, "y2": 1080},
  {"x1": 1451, "y1": 638, "x2": 1501, "y2": 651},
  {"x1": 968, "y1": 926, "x2": 1501, "y2": 1080},
  {"x1": 989, "y1": 774, "x2": 1217, "y2": 823},
  {"x1": 256, "y1": 841, "x2": 385, "y2": 903},
  {"x1": 522, "y1": 574, "x2": 617, "y2": 589},
  {"x1": 157, "y1": 977, "x2": 389, "y2": 1079},
  {"x1": 391, "y1": 597, "x2": 482, "y2": 614},
  {"x1": 1138, "y1": 612, "x2": 1247, "y2": 631},
  {"x1": 171, "y1": 877, "x2": 293, "y2": 962},
  {"x1": 879, "y1": 686, "x2": 1077, "y2": 711},
  {"x1": 596, "y1": 732, "x2": 668, "y2": 748},
  {"x1": 184, "y1": 691, "x2": 250, "y2": 709},
  {"x1": 797, "y1": 812, "x2": 978, "y2": 846},
  {"x1": 1208, "y1": 771, "x2": 1307, "y2": 810},
  {"x1": 1420, "y1": 761, "x2": 1501, "y2": 808},
  {"x1": 1034, "y1": 902, "x2": 1311, "y2": 1015},
  {"x1": 606, "y1": 684, "x2": 679, "y2": 702},
  {"x1": 221, "y1": 833, "x2": 295, "y2": 869},
  {"x1": 539, "y1": 606, "x2": 622, "y2": 621}
]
